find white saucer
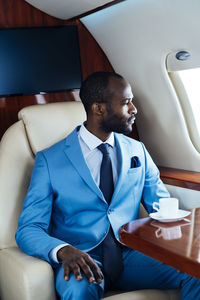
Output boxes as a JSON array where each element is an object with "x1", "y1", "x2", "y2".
[{"x1": 149, "y1": 209, "x2": 191, "y2": 223}]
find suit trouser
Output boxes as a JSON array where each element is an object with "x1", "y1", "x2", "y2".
[{"x1": 55, "y1": 246, "x2": 200, "y2": 300}]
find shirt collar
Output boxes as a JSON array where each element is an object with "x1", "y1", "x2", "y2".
[{"x1": 79, "y1": 123, "x2": 114, "y2": 150}]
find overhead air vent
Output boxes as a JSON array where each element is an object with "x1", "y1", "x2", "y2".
[{"x1": 25, "y1": 0, "x2": 114, "y2": 20}]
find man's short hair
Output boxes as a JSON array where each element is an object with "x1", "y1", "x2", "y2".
[{"x1": 79, "y1": 71, "x2": 123, "y2": 113}]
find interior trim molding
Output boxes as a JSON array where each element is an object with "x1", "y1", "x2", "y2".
[
  {"x1": 159, "y1": 167, "x2": 200, "y2": 191},
  {"x1": 71, "y1": 0, "x2": 125, "y2": 20}
]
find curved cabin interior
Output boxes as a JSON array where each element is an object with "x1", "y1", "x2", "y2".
[{"x1": 0, "y1": 0, "x2": 199, "y2": 299}]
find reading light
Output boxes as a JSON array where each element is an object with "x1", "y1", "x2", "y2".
[{"x1": 176, "y1": 51, "x2": 191, "y2": 61}]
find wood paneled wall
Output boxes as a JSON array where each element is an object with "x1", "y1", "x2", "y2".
[{"x1": 0, "y1": 0, "x2": 116, "y2": 140}]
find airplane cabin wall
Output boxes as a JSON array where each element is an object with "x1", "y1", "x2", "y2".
[{"x1": 81, "y1": 0, "x2": 200, "y2": 173}]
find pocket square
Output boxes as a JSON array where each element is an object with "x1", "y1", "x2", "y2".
[{"x1": 130, "y1": 156, "x2": 141, "y2": 168}]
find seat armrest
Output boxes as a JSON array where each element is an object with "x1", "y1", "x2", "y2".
[
  {"x1": 104, "y1": 289, "x2": 180, "y2": 299},
  {"x1": 0, "y1": 247, "x2": 57, "y2": 300}
]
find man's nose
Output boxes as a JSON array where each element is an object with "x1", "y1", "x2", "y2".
[{"x1": 129, "y1": 102, "x2": 137, "y2": 115}]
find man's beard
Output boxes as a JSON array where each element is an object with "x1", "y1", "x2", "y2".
[{"x1": 100, "y1": 114, "x2": 134, "y2": 134}]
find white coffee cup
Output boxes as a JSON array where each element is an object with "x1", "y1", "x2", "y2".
[
  {"x1": 153, "y1": 197, "x2": 179, "y2": 219},
  {"x1": 155, "y1": 226, "x2": 182, "y2": 240}
]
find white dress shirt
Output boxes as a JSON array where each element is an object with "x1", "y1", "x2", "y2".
[{"x1": 50, "y1": 124, "x2": 119, "y2": 263}]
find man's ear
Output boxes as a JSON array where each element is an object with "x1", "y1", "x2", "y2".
[{"x1": 92, "y1": 103, "x2": 105, "y2": 116}]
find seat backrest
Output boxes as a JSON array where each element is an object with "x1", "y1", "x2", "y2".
[{"x1": 0, "y1": 101, "x2": 86, "y2": 248}]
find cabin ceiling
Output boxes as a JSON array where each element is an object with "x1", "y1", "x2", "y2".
[{"x1": 25, "y1": 0, "x2": 114, "y2": 20}]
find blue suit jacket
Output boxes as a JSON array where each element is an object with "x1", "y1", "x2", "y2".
[{"x1": 16, "y1": 126, "x2": 169, "y2": 265}]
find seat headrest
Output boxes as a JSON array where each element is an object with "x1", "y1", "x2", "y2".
[{"x1": 18, "y1": 101, "x2": 86, "y2": 155}]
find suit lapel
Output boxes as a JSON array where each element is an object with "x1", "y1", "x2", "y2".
[
  {"x1": 63, "y1": 128, "x2": 104, "y2": 201},
  {"x1": 112, "y1": 134, "x2": 130, "y2": 199}
]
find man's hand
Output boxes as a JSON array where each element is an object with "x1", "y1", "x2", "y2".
[{"x1": 57, "y1": 245, "x2": 104, "y2": 284}]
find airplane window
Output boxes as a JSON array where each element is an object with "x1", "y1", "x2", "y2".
[
  {"x1": 169, "y1": 68, "x2": 200, "y2": 153},
  {"x1": 178, "y1": 68, "x2": 200, "y2": 133}
]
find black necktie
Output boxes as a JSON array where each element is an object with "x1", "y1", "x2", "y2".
[
  {"x1": 98, "y1": 143, "x2": 123, "y2": 288},
  {"x1": 98, "y1": 143, "x2": 114, "y2": 204}
]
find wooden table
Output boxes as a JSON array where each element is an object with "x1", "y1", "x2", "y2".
[{"x1": 119, "y1": 208, "x2": 200, "y2": 279}]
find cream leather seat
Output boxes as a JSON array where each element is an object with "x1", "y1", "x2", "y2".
[{"x1": 0, "y1": 101, "x2": 180, "y2": 300}]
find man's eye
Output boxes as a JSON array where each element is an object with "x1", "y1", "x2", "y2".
[
  {"x1": 125, "y1": 100, "x2": 131, "y2": 105},
  {"x1": 122, "y1": 100, "x2": 129, "y2": 105}
]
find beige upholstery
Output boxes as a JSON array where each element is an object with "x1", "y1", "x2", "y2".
[{"x1": 0, "y1": 102, "x2": 180, "y2": 300}]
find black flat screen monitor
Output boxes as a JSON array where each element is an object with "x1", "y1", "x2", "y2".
[{"x1": 0, "y1": 25, "x2": 82, "y2": 97}]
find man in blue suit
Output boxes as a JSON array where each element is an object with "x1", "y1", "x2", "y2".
[{"x1": 16, "y1": 72, "x2": 200, "y2": 299}]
